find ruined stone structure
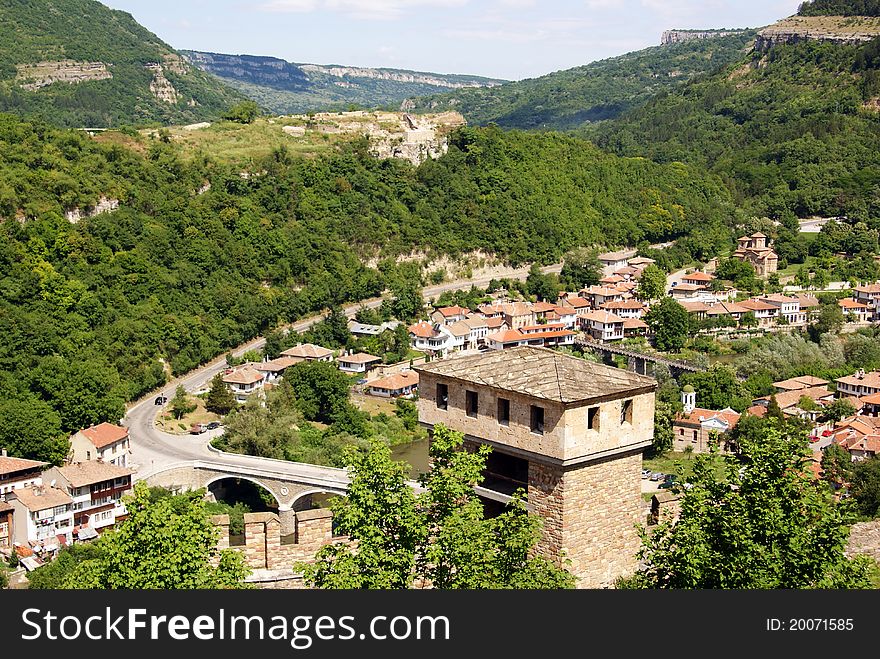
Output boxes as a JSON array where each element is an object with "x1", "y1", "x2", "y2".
[
  {"x1": 213, "y1": 509, "x2": 346, "y2": 589},
  {"x1": 415, "y1": 346, "x2": 656, "y2": 588}
]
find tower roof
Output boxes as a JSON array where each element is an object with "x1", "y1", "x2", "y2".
[{"x1": 415, "y1": 346, "x2": 655, "y2": 404}]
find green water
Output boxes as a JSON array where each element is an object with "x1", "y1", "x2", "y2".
[{"x1": 391, "y1": 438, "x2": 430, "y2": 478}]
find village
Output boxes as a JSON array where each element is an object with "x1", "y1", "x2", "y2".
[{"x1": 5, "y1": 227, "x2": 880, "y2": 586}]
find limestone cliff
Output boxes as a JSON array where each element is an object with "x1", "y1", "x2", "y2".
[
  {"x1": 661, "y1": 29, "x2": 751, "y2": 45},
  {"x1": 755, "y1": 15, "x2": 880, "y2": 51},
  {"x1": 15, "y1": 60, "x2": 112, "y2": 91}
]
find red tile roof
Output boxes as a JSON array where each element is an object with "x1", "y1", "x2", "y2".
[
  {"x1": 682, "y1": 272, "x2": 714, "y2": 282},
  {"x1": 746, "y1": 405, "x2": 768, "y2": 418},
  {"x1": 280, "y1": 343, "x2": 333, "y2": 360},
  {"x1": 487, "y1": 329, "x2": 526, "y2": 344},
  {"x1": 408, "y1": 320, "x2": 437, "y2": 339},
  {"x1": 79, "y1": 423, "x2": 128, "y2": 449},
  {"x1": 531, "y1": 301, "x2": 558, "y2": 313},
  {"x1": 436, "y1": 305, "x2": 469, "y2": 317},
  {"x1": 338, "y1": 352, "x2": 382, "y2": 364},
  {"x1": 676, "y1": 407, "x2": 741, "y2": 429},
  {"x1": 222, "y1": 367, "x2": 265, "y2": 385},
  {"x1": 370, "y1": 371, "x2": 419, "y2": 391},
  {"x1": 0, "y1": 455, "x2": 49, "y2": 477}
]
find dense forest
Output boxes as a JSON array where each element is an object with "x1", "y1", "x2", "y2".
[
  {"x1": 407, "y1": 33, "x2": 756, "y2": 131},
  {"x1": 595, "y1": 38, "x2": 880, "y2": 219},
  {"x1": 798, "y1": 0, "x2": 880, "y2": 16},
  {"x1": 0, "y1": 113, "x2": 734, "y2": 463},
  {"x1": 0, "y1": 0, "x2": 242, "y2": 127}
]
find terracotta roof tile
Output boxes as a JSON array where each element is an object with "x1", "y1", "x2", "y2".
[
  {"x1": 79, "y1": 423, "x2": 128, "y2": 449},
  {"x1": 222, "y1": 367, "x2": 265, "y2": 385},
  {"x1": 280, "y1": 343, "x2": 333, "y2": 360},
  {"x1": 12, "y1": 486, "x2": 72, "y2": 512},
  {"x1": 370, "y1": 371, "x2": 419, "y2": 391},
  {"x1": 0, "y1": 455, "x2": 49, "y2": 477},
  {"x1": 56, "y1": 462, "x2": 133, "y2": 488}
]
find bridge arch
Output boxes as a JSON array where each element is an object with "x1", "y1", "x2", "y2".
[
  {"x1": 204, "y1": 474, "x2": 283, "y2": 508},
  {"x1": 290, "y1": 488, "x2": 342, "y2": 512}
]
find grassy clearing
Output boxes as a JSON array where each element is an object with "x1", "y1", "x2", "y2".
[
  {"x1": 156, "y1": 396, "x2": 221, "y2": 434},
  {"x1": 351, "y1": 390, "x2": 397, "y2": 416},
  {"x1": 643, "y1": 451, "x2": 727, "y2": 482}
]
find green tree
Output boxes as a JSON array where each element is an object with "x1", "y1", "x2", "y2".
[
  {"x1": 740, "y1": 311, "x2": 758, "y2": 329},
  {"x1": 850, "y1": 457, "x2": 880, "y2": 519},
  {"x1": 169, "y1": 385, "x2": 196, "y2": 420},
  {"x1": 823, "y1": 397, "x2": 857, "y2": 423},
  {"x1": 681, "y1": 365, "x2": 752, "y2": 412},
  {"x1": 812, "y1": 303, "x2": 845, "y2": 339},
  {"x1": 205, "y1": 373, "x2": 237, "y2": 416},
  {"x1": 28, "y1": 543, "x2": 105, "y2": 589},
  {"x1": 0, "y1": 398, "x2": 70, "y2": 465},
  {"x1": 394, "y1": 397, "x2": 418, "y2": 431},
  {"x1": 645, "y1": 297, "x2": 690, "y2": 352},
  {"x1": 300, "y1": 425, "x2": 575, "y2": 589},
  {"x1": 766, "y1": 395, "x2": 785, "y2": 422},
  {"x1": 637, "y1": 264, "x2": 667, "y2": 301},
  {"x1": 285, "y1": 360, "x2": 354, "y2": 426},
  {"x1": 821, "y1": 443, "x2": 855, "y2": 490},
  {"x1": 223, "y1": 101, "x2": 260, "y2": 124},
  {"x1": 526, "y1": 264, "x2": 559, "y2": 301},
  {"x1": 623, "y1": 424, "x2": 874, "y2": 588},
  {"x1": 390, "y1": 282, "x2": 424, "y2": 322},
  {"x1": 262, "y1": 329, "x2": 286, "y2": 360},
  {"x1": 60, "y1": 482, "x2": 250, "y2": 588},
  {"x1": 560, "y1": 248, "x2": 602, "y2": 290}
]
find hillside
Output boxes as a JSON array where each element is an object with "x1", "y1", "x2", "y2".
[
  {"x1": 594, "y1": 28, "x2": 880, "y2": 220},
  {"x1": 181, "y1": 51, "x2": 505, "y2": 115},
  {"x1": 404, "y1": 32, "x2": 756, "y2": 131},
  {"x1": 0, "y1": 0, "x2": 243, "y2": 127},
  {"x1": 0, "y1": 113, "x2": 735, "y2": 461}
]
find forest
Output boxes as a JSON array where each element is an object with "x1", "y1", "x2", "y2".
[
  {"x1": 595, "y1": 38, "x2": 880, "y2": 220},
  {"x1": 408, "y1": 33, "x2": 756, "y2": 131},
  {"x1": 0, "y1": 113, "x2": 734, "y2": 464}
]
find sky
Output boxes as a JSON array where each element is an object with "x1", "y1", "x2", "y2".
[{"x1": 105, "y1": 0, "x2": 804, "y2": 80}]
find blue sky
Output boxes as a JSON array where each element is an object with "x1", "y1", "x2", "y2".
[{"x1": 106, "y1": 0, "x2": 803, "y2": 80}]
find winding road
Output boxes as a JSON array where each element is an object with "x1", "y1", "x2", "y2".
[{"x1": 124, "y1": 262, "x2": 563, "y2": 481}]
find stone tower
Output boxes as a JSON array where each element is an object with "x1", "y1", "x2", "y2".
[{"x1": 415, "y1": 346, "x2": 656, "y2": 588}]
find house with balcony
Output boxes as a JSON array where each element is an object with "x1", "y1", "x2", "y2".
[
  {"x1": 337, "y1": 352, "x2": 383, "y2": 374},
  {"x1": 408, "y1": 320, "x2": 455, "y2": 357},
  {"x1": 255, "y1": 356, "x2": 300, "y2": 383},
  {"x1": 580, "y1": 285, "x2": 625, "y2": 308},
  {"x1": 9, "y1": 485, "x2": 74, "y2": 551},
  {"x1": 368, "y1": 371, "x2": 419, "y2": 398},
  {"x1": 839, "y1": 298, "x2": 871, "y2": 323},
  {"x1": 580, "y1": 310, "x2": 625, "y2": 342},
  {"x1": 681, "y1": 271, "x2": 715, "y2": 287},
  {"x1": 430, "y1": 305, "x2": 470, "y2": 325},
  {"x1": 737, "y1": 299, "x2": 779, "y2": 328},
  {"x1": 222, "y1": 366, "x2": 267, "y2": 404},
  {"x1": 0, "y1": 451, "x2": 48, "y2": 500},
  {"x1": 46, "y1": 461, "x2": 132, "y2": 540},
  {"x1": 836, "y1": 370, "x2": 880, "y2": 398},
  {"x1": 854, "y1": 283, "x2": 880, "y2": 321},
  {"x1": 761, "y1": 294, "x2": 806, "y2": 327},
  {"x1": 69, "y1": 422, "x2": 131, "y2": 467},
  {"x1": 600, "y1": 300, "x2": 645, "y2": 319},
  {"x1": 0, "y1": 500, "x2": 12, "y2": 550},
  {"x1": 414, "y1": 346, "x2": 656, "y2": 588},
  {"x1": 598, "y1": 249, "x2": 638, "y2": 275}
]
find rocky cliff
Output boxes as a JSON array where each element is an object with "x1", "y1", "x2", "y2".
[
  {"x1": 661, "y1": 29, "x2": 752, "y2": 45},
  {"x1": 755, "y1": 15, "x2": 880, "y2": 51}
]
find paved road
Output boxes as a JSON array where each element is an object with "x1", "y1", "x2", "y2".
[{"x1": 125, "y1": 262, "x2": 562, "y2": 480}]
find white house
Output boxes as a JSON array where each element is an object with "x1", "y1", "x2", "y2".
[
  {"x1": 580, "y1": 310, "x2": 625, "y2": 342},
  {"x1": 369, "y1": 371, "x2": 419, "y2": 398},
  {"x1": 69, "y1": 422, "x2": 131, "y2": 467},
  {"x1": 337, "y1": 352, "x2": 383, "y2": 374},
  {"x1": 255, "y1": 356, "x2": 300, "y2": 383},
  {"x1": 737, "y1": 299, "x2": 779, "y2": 328},
  {"x1": 222, "y1": 366, "x2": 266, "y2": 404},
  {"x1": 9, "y1": 485, "x2": 74, "y2": 551},
  {"x1": 600, "y1": 300, "x2": 645, "y2": 319},
  {"x1": 598, "y1": 249, "x2": 637, "y2": 275},
  {"x1": 836, "y1": 370, "x2": 880, "y2": 398},
  {"x1": 760, "y1": 294, "x2": 805, "y2": 327},
  {"x1": 854, "y1": 283, "x2": 880, "y2": 321},
  {"x1": 408, "y1": 321, "x2": 455, "y2": 356},
  {"x1": 47, "y1": 461, "x2": 132, "y2": 539},
  {"x1": 280, "y1": 343, "x2": 334, "y2": 362}
]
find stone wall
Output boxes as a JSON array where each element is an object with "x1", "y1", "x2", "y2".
[
  {"x1": 846, "y1": 519, "x2": 880, "y2": 564},
  {"x1": 213, "y1": 509, "x2": 346, "y2": 574},
  {"x1": 529, "y1": 451, "x2": 644, "y2": 588},
  {"x1": 661, "y1": 30, "x2": 750, "y2": 45}
]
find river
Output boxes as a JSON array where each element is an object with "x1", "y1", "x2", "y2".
[{"x1": 391, "y1": 438, "x2": 430, "y2": 478}]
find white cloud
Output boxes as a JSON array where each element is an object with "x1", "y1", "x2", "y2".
[{"x1": 260, "y1": 0, "x2": 469, "y2": 19}]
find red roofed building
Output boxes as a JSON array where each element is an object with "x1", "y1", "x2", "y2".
[
  {"x1": 838, "y1": 297, "x2": 871, "y2": 323},
  {"x1": 69, "y1": 422, "x2": 130, "y2": 467},
  {"x1": 673, "y1": 406, "x2": 741, "y2": 453},
  {"x1": 681, "y1": 271, "x2": 715, "y2": 286},
  {"x1": 0, "y1": 451, "x2": 48, "y2": 499},
  {"x1": 580, "y1": 310, "x2": 625, "y2": 342},
  {"x1": 222, "y1": 366, "x2": 267, "y2": 404},
  {"x1": 431, "y1": 305, "x2": 470, "y2": 325},
  {"x1": 854, "y1": 283, "x2": 880, "y2": 321},
  {"x1": 368, "y1": 371, "x2": 419, "y2": 398}
]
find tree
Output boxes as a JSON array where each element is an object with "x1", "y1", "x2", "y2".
[
  {"x1": 637, "y1": 264, "x2": 666, "y2": 300},
  {"x1": 822, "y1": 397, "x2": 856, "y2": 423},
  {"x1": 390, "y1": 282, "x2": 424, "y2": 322},
  {"x1": 284, "y1": 360, "x2": 354, "y2": 426},
  {"x1": 850, "y1": 457, "x2": 880, "y2": 518},
  {"x1": 300, "y1": 425, "x2": 575, "y2": 589},
  {"x1": 28, "y1": 543, "x2": 104, "y2": 589},
  {"x1": 766, "y1": 394, "x2": 785, "y2": 421},
  {"x1": 526, "y1": 264, "x2": 559, "y2": 301},
  {"x1": 821, "y1": 443, "x2": 855, "y2": 490},
  {"x1": 645, "y1": 297, "x2": 690, "y2": 352},
  {"x1": 622, "y1": 424, "x2": 875, "y2": 588},
  {"x1": 740, "y1": 311, "x2": 758, "y2": 329},
  {"x1": 395, "y1": 397, "x2": 418, "y2": 431},
  {"x1": 206, "y1": 373, "x2": 237, "y2": 415},
  {"x1": 169, "y1": 385, "x2": 196, "y2": 420},
  {"x1": 58, "y1": 483, "x2": 250, "y2": 588},
  {"x1": 811, "y1": 303, "x2": 845, "y2": 339},
  {"x1": 223, "y1": 101, "x2": 260, "y2": 124},
  {"x1": 681, "y1": 365, "x2": 752, "y2": 412},
  {"x1": 262, "y1": 329, "x2": 285, "y2": 360},
  {"x1": 0, "y1": 398, "x2": 70, "y2": 465},
  {"x1": 560, "y1": 248, "x2": 601, "y2": 290}
]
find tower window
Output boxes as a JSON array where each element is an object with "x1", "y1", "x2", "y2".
[
  {"x1": 588, "y1": 406, "x2": 599, "y2": 431},
  {"x1": 530, "y1": 405, "x2": 545, "y2": 435},
  {"x1": 497, "y1": 398, "x2": 510, "y2": 426},
  {"x1": 620, "y1": 399, "x2": 633, "y2": 425},
  {"x1": 436, "y1": 383, "x2": 448, "y2": 410},
  {"x1": 466, "y1": 390, "x2": 479, "y2": 418}
]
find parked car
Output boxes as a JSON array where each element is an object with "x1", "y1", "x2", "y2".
[
  {"x1": 658, "y1": 480, "x2": 677, "y2": 490},
  {"x1": 649, "y1": 472, "x2": 664, "y2": 481},
  {"x1": 154, "y1": 396, "x2": 167, "y2": 405},
  {"x1": 206, "y1": 421, "x2": 221, "y2": 430},
  {"x1": 189, "y1": 423, "x2": 207, "y2": 434},
  {"x1": 641, "y1": 469, "x2": 651, "y2": 479},
  {"x1": 356, "y1": 378, "x2": 368, "y2": 385}
]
